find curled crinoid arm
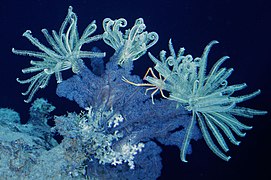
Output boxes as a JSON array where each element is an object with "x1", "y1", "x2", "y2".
[
  {"x1": 103, "y1": 18, "x2": 159, "y2": 66},
  {"x1": 13, "y1": 6, "x2": 105, "y2": 103},
  {"x1": 122, "y1": 67, "x2": 167, "y2": 104},
  {"x1": 103, "y1": 18, "x2": 127, "y2": 50}
]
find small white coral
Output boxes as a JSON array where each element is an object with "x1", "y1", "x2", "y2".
[
  {"x1": 108, "y1": 114, "x2": 124, "y2": 128},
  {"x1": 109, "y1": 142, "x2": 145, "y2": 169},
  {"x1": 79, "y1": 106, "x2": 144, "y2": 169}
]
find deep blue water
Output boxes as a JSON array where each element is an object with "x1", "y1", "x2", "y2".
[{"x1": 0, "y1": 0, "x2": 270, "y2": 179}]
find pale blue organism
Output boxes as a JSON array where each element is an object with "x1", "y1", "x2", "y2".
[
  {"x1": 12, "y1": 6, "x2": 105, "y2": 103},
  {"x1": 103, "y1": 18, "x2": 159, "y2": 66},
  {"x1": 124, "y1": 39, "x2": 267, "y2": 162}
]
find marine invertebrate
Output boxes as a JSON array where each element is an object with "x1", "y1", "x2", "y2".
[
  {"x1": 103, "y1": 18, "x2": 159, "y2": 65},
  {"x1": 127, "y1": 39, "x2": 267, "y2": 162},
  {"x1": 122, "y1": 67, "x2": 168, "y2": 104},
  {"x1": 12, "y1": 6, "x2": 105, "y2": 103}
]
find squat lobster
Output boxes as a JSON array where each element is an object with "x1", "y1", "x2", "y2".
[{"x1": 122, "y1": 67, "x2": 168, "y2": 104}]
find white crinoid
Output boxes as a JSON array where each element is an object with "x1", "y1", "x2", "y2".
[
  {"x1": 13, "y1": 6, "x2": 105, "y2": 103},
  {"x1": 103, "y1": 18, "x2": 159, "y2": 66},
  {"x1": 143, "y1": 40, "x2": 267, "y2": 162}
]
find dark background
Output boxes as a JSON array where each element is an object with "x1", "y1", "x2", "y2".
[{"x1": 0, "y1": 0, "x2": 270, "y2": 179}]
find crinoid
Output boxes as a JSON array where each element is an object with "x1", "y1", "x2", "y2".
[
  {"x1": 103, "y1": 18, "x2": 159, "y2": 66},
  {"x1": 125, "y1": 39, "x2": 267, "y2": 162},
  {"x1": 13, "y1": 6, "x2": 105, "y2": 103}
]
